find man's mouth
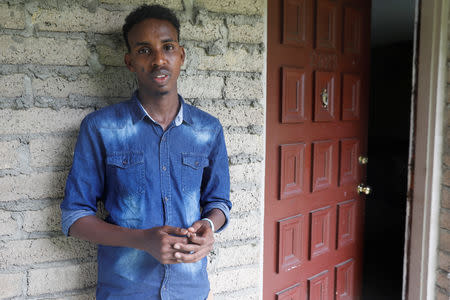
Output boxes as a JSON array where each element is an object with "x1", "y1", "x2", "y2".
[{"x1": 152, "y1": 71, "x2": 170, "y2": 84}]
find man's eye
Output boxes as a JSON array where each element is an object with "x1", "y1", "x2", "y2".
[
  {"x1": 164, "y1": 44, "x2": 175, "y2": 51},
  {"x1": 138, "y1": 48, "x2": 151, "y2": 54}
]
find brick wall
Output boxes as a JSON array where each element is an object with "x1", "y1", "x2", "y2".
[{"x1": 0, "y1": 0, "x2": 265, "y2": 299}]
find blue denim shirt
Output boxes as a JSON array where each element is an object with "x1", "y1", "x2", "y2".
[{"x1": 61, "y1": 92, "x2": 231, "y2": 300}]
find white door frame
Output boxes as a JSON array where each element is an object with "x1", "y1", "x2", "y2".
[{"x1": 406, "y1": 0, "x2": 447, "y2": 299}]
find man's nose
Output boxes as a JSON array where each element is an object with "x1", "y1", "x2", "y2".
[{"x1": 153, "y1": 49, "x2": 166, "y2": 66}]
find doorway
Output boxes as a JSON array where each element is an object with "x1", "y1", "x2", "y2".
[{"x1": 362, "y1": 0, "x2": 415, "y2": 299}]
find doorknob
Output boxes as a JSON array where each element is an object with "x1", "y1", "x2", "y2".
[
  {"x1": 357, "y1": 183, "x2": 371, "y2": 195},
  {"x1": 320, "y1": 88, "x2": 328, "y2": 109},
  {"x1": 358, "y1": 156, "x2": 368, "y2": 164}
]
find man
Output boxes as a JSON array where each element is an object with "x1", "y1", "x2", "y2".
[{"x1": 60, "y1": 5, "x2": 231, "y2": 299}]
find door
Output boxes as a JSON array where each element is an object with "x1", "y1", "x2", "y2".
[{"x1": 264, "y1": 0, "x2": 371, "y2": 299}]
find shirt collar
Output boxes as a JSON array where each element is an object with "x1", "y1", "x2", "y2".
[{"x1": 130, "y1": 91, "x2": 192, "y2": 126}]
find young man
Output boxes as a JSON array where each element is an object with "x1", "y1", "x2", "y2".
[{"x1": 61, "y1": 5, "x2": 231, "y2": 299}]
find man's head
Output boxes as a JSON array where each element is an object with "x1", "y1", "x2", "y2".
[
  {"x1": 123, "y1": 5, "x2": 180, "y2": 52},
  {"x1": 123, "y1": 5, "x2": 185, "y2": 98}
]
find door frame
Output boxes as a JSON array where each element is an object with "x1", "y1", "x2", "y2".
[{"x1": 404, "y1": 0, "x2": 447, "y2": 299}]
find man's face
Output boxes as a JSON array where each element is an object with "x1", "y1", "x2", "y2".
[{"x1": 125, "y1": 18, "x2": 185, "y2": 97}]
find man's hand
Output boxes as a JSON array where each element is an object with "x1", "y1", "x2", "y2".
[
  {"x1": 172, "y1": 220, "x2": 214, "y2": 263},
  {"x1": 137, "y1": 225, "x2": 191, "y2": 264}
]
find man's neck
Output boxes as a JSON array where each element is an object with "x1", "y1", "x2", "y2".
[{"x1": 138, "y1": 89, "x2": 180, "y2": 130}]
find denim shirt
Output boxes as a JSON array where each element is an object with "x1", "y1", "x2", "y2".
[{"x1": 61, "y1": 92, "x2": 231, "y2": 300}]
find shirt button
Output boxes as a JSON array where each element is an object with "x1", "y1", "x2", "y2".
[
  {"x1": 163, "y1": 197, "x2": 168, "y2": 202},
  {"x1": 195, "y1": 161, "x2": 199, "y2": 166},
  {"x1": 162, "y1": 166, "x2": 167, "y2": 171},
  {"x1": 122, "y1": 159, "x2": 128, "y2": 165}
]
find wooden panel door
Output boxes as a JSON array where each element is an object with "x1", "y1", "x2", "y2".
[{"x1": 264, "y1": 0, "x2": 370, "y2": 299}]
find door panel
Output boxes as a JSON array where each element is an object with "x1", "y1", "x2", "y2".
[
  {"x1": 307, "y1": 270, "x2": 332, "y2": 300},
  {"x1": 335, "y1": 259, "x2": 355, "y2": 300},
  {"x1": 264, "y1": 0, "x2": 370, "y2": 299}
]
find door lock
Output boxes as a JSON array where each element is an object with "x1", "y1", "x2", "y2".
[
  {"x1": 357, "y1": 183, "x2": 371, "y2": 195},
  {"x1": 358, "y1": 156, "x2": 369, "y2": 164},
  {"x1": 320, "y1": 88, "x2": 328, "y2": 109}
]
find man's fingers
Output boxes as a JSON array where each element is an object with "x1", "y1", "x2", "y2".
[
  {"x1": 173, "y1": 242, "x2": 201, "y2": 253},
  {"x1": 166, "y1": 235, "x2": 189, "y2": 245},
  {"x1": 160, "y1": 226, "x2": 189, "y2": 245},
  {"x1": 161, "y1": 225, "x2": 188, "y2": 236},
  {"x1": 187, "y1": 220, "x2": 206, "y2": 233},
  {"x1": 161, "y1": 257, "x2": 180, "y2": 264},
  {"x1": 174, "y1": 248, "x2": 210, "y2": 263},
  {"x1": 188, "y1": 233, "x2": 213, "y2": 246}
]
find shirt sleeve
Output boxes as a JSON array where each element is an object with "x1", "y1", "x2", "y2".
[
  {"x1": 60, "y1": 116, "x2": 105, "y2": 236},
  {"x1": 200, "y1": 123, "x2": 231, "y2": 232}
]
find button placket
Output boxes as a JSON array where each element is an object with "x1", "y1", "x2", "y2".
[{"x1": 159, "y1": 130, "x2": 171, "y2": 225}]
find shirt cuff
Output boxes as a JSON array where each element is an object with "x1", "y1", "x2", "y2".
[
  {"x1": 61, "y1": 209, "x2": 96, "y2": 236},
  {"x1": 201, "y1": 202, "x2": 230, "y2": 233}
]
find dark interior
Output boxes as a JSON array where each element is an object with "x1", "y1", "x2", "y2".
[{"x1": 362, "y1": 1, "x2": 415, "y2": 298}]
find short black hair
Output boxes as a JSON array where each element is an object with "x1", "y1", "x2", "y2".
[{"x1": 122, "y1": 4, "x2": 180, "y2": 52}]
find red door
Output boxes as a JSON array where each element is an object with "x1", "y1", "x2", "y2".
[{"x1": 264, "y1": 0, "x2": 370, "y2": 299}]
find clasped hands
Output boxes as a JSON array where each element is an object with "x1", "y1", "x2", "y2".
[{"x1": 140, "y1": 219, "x2": 214, "y2": 264}]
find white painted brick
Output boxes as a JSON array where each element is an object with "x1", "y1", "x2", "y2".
[
  {"x1": 216, "y1": 213, "x2": 260, "y2": 242},
  {"x1": 31, "y1": 7, "x2": 127, "y2": 34},
  {"x1": 224, "y1": 76, "x2": 263, "y2": 100},
  {"x1": 33, "y1": 70, "x2": 135, "y2": 98},
  {"x1": 0, "y1": 171, "x2": 67, "y2": 202},
  {"x1": 0, "y1": 36, "x2": 89, "y2": 66},
  {"x1": 197, "y1": 103, "x2": 264, "y2": 127},
  {"x1": 97, "y1": 44, "x2": 127, "y2": 67},
  {"x1": 53, "y1": 293, "x2": 96, "y2": 300},
  {"x1": 0, "y1": 237, "x2": 96, "y2": 268},
  {"x1": 228, "y1": 23, "x2": 264, "y2": 44},
  {"x1": 225, "y1": 133, "x2": 263, "y2": 156},
  {"x1": 230, "y1": 163, "x2": 263, "y2": 184},
  {"x1": 209, "y1": 267, "x2": 259, "y2": 293},
  {"x1": 23, "y1": 204, "x2": 61, "y2": 233},
  {"x1": 0, "y1": 140, "x2": 21, "y2": 169},
  {"x1": 230, "y1": 189, "x2": 261, "y2": 213},
  {"x1": 178, "y1": 75, "x2": 223, "y2": 99},
  {"x1": 28, "y1": 263, "x2": 97, "y2": 296},
  {"x1": 181, "y1": 19, "x2": 223, "y2": 42},
  {"x1": 0, "y1": 74, "x2": 25, "y2": 98},
  {"x1": 0, "y1": 4, "x2": 25, "y2": 29},
  {"x1": 215, "y1": 243, "x2": 259, "y2": 268},
  {"x1": 99, "y1": 0, "x2": 183, "y2": 10},
  {"x1": 0, "y1": 273, "x2": 23, "y2": 298},
  {"x1": 196, "y1": 0, "x2": 263, "y2": 15},
  {"x1": 0, "y1": 108, "x2": 92, "y2": 134},
  {"x1": 188, "y1": 47, "x2": 263, "y2": 72},
  {"x1": 214, "y1": 290, "x2": 259, "y2": 300},
  {"x1": 0, "y1": 210, "x2": 18, "y2": 236},
  {"x1": 30, "y1": 136, "x2": 77, "y2": 168}
]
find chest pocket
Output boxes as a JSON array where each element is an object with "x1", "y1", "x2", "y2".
[
  {"x1": 106, "y1": 152, "x2": 145, "y2": 197},
  {"x1": 181, "y1": 153, "x2": 209, "y2": 192}
]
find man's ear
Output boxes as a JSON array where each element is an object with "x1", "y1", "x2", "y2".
[
  {"x1": 124, "y1": 53, "x2": 135, "y2": 72},
  {"x1": 180, "y1": 46, "x2": 186, "y2": 65}
]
